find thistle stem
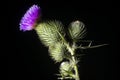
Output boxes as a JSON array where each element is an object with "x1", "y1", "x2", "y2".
[
  {"x1": 72, "y1": 56, "x2": 80, "y2": 80},
  {"x1": 66, "y1": 43, "x2": 80, "y2": 80}
]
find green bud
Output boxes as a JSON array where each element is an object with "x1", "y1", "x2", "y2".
[
  {"x1": 49, "y1": 42, "x2": 66, "y2": 62},
  {"x1": 60, "y1": 61, "x2": 73, "y2": 76},
  {"x1": 68, "y1": 20, "x2": 87, "y2": 41}
]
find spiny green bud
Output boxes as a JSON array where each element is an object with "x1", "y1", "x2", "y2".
[
  {"x1": 35, "y1": 20, "x2": 65, "y2": 47},
  {"x1": 60, "y1": 61, "x2": 73, "y2": 76},
  {"x1": 49, "y1": 42, "x2": 66, "y2": 62},
  {"x1": 68, "y1": 20, "x2": 87, "y2": 41}
]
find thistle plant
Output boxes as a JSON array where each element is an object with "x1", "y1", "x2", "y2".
[{"x1": 19, "y1": 4, "x2": 107, "y2": 80}]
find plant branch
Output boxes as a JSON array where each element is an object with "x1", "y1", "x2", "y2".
[{"x1": 66, "y1": 43, "x2": 80, "y2": 80}]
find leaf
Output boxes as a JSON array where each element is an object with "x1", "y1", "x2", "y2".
[
  {"x1": 77, "y1": 44, "x2": 108, "y2": 49},
  {"x1": 35, "y1": 20, "x2": 65, "y2": 47},
  {"x1": 49, "y1": 42, "x2": 66, "y2": 62},
  {"x1": 68, "y1": 20, "x2": 87, "y2": 41}
]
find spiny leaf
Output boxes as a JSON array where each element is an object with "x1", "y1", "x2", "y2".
[
  {"x1": 68, "y1": 20, "x2": 87, "y2": 41},
  {"x1": 35, "y1": 20, "x2": 65, "y2": 47},
  {"x1": 49, "y1": 42, "x2": 66, "y2": 62}
]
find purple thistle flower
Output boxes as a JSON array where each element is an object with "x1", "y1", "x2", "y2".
[{"x1": 20, "y1": 5, "x2": 41, "y2": 31}]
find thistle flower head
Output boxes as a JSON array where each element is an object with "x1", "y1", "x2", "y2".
[{"x1": 19, "y1": 5, "x2": 41, "y2": 31}]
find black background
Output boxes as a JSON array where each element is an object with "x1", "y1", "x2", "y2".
[{"x1": 3, "y1": 0, "x2": 117, "y2": 80}]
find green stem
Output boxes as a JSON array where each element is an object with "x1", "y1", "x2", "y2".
[
  {"x1": 71, "y1": 53, "x2": 80, "y2": 80},
  {"x1": 66, "y1": 43, "x2": 80, "y2": 80}
]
